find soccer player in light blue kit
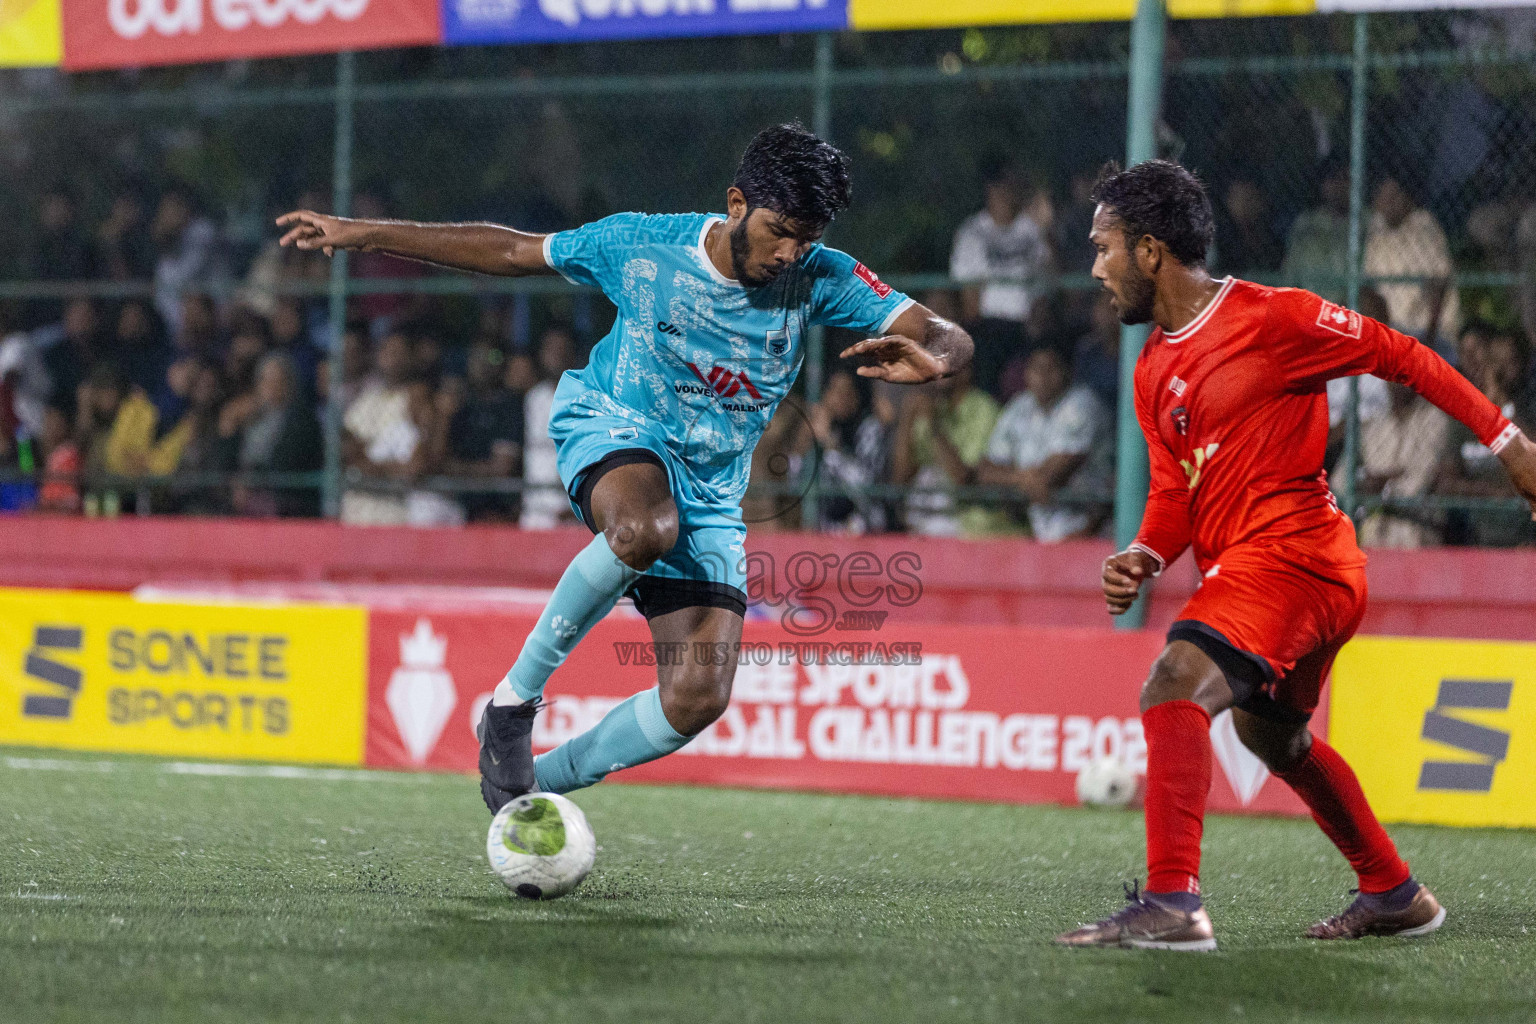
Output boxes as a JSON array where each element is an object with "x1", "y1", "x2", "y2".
[{"x1": 278, "y1": 124, "x2": 974, "y2": 811}]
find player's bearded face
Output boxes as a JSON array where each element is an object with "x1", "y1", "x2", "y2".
[
  {"x1": 730, "y1": 209, "x2": 817, "y2": 288},
  {"x1": 1115, "y1": 260, "x2": 1157, "y2": 326},
  {"x1": 728, "y1": 218, "x2": 769, "y2": 286}
]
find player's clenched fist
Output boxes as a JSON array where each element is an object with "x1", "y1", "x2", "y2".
[
  {"x1": 276, "y1": 210, "x2": 369, "y2": 257},
  {"x1": 1102, "y1": 547, "x2": 1159, "y2": 615}
]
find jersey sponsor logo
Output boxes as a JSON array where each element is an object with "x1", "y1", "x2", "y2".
[
  {"x1": 656, "y1": 321, "x2": 683, "y2": 337},
  {"x1": 1316, "y1": 300, "x2": 1362, "y2": 339},
  {"x1": 681, "y1": 362, "x2": 763, "y2": 401},
  {"x1": 1170, "y1": 405, "x2": 1189, "y2": 436},
  {"x1": 853, "y1": 262, "x2": 893, "y2": 299},
  {"x1": 1169, "y1": 375, "x2": 1187, "y2": 398},
  {"x1": 1178, "y1": 442, "x2": 1219, "y2": 490}
]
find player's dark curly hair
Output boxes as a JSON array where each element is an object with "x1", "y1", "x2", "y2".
[
  {"x1": 732, "y1": 123, "x2": 852, "y2": 231},
  {"x1": 1090, "y1": 159, "x2": 1214, "y2": 267}
]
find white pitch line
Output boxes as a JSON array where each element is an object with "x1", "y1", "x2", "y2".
[
  {"x1": 3, "y1": 756, "x2": 439, "y2": 783},
  {"x1": 4, "y1": 756, "x2": 117, "y2": 773},
  {"x1": 162, "y1": 762, "x2": 435, "y2": 783}
]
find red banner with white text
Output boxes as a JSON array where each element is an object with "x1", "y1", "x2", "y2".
[
  {"x1": 62, "y1": 0, "x2": 440, "y2": 71},
  {"x1": 367, "y1": 608, "x2": 1319, "y2": 816}
]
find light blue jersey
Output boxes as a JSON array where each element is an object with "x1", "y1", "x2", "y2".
[{"x1": 544, "y1": 212, "x2": 913, "y2": 507}]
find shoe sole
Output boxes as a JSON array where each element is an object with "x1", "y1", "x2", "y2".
[
  {"x1": 1392, "y1": 905, "x2": 1447, "y2": 938},
  {"x1": 1125, "y1": 937, "x2": 1218, "y2": 952}
]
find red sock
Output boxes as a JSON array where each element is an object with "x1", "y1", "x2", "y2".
[
  {"x1": 1142, "y1": 700, "x2": 1212, "y2": 895},
  {"x1": 1275, "y1": 735, "x2": 1410, "y2": 893}
]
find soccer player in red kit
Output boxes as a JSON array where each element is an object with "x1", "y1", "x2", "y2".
[{"x1": 1056, "y1": 161, "x2": 1536, "y2": 951}]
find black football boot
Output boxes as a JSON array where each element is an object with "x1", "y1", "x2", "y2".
[{"x1": 477, "y1": 699, "x2": 542, "y2": 814}]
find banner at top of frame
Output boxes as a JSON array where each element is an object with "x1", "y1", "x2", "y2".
[
  {"x1": 444, "y1": 0, "x2": 847, "y2": 46},
  {"x1": 0, "y1": 0, "x2": 62, "y2": 66},
  {"x1": 61, "y1": 0, "x2": 442, "y2": 70},
  {"x1": 847, "y1": 0, "x2": 1316, "y2": 30}
]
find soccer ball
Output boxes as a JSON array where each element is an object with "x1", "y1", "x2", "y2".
[
  {"x1": 1075, "y1": 755, "x2": 1138, "y2": 808},
  {"x1": 486, "y1": 792, "x2": 596, "y2": 900}
]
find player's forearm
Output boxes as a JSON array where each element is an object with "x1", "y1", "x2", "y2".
[
  {"x1": 921, "y1": 317, "x2": 974, "y2": 379},
  {"x1": 1134, "y1": 493, "x2": 1192, "y2": 571},
  {"x1": 354, "y1": 220, "x2": 550, "y2": 277}
]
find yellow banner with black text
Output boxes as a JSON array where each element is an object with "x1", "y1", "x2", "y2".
[
  {"x1": 1331, "y1": 637, "x2": 1536, "y2": 829},
  {"x1": 0, "y1": 589, "x2": 366, "y2": 765}
]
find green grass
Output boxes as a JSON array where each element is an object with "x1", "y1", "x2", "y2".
[{"x1": 1, "y1": 748, "x2": 1533, "y2": 1024}]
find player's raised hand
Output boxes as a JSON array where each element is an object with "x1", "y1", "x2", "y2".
[
  {"x1": 839, "y1": 335, "x2": 947, "y2": 384},
  {"x1": 1497, "y1": 429, "x2": 1536, "y2": 521},
  {"x1": 276, "y1": 210, "x2": 368, "y2": 258},
  {"x1": 1102, "y1": 548, "x2": 1159, "y2": 616}
]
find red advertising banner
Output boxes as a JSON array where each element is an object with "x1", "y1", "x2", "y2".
[
  {"x1": 62, "y1": 0, "x2": 440, "y2": 71},
  {"x1": 367, "y1": 607, "x2": 1320, "y2": 816}
]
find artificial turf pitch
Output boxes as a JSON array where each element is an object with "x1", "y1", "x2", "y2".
[{"x1": 1, "y1": 749, "x2": 1532, "y2": 1024}]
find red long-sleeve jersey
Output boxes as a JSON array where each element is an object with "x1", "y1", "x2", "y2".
[{"x1": 1131, "y1": 278, "x2": 1516, "y2": 574}]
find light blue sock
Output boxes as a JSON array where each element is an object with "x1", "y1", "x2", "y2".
[
  {"x1": 498, "y1": 533, "x2": 642, "y2": 704},
  {"x1": 533, "y1": 687, "x2": 689, "y2": 794}
]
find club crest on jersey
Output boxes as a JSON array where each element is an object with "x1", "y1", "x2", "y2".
[
  {"x1": 853, "y1": 262, "x2": 893, "y2": 299},
  {"x1": 766, "y1": 327, "x2": 790, "y2": 356},
  {"x1": 1170, "y1": 406, "x2": 1190, "y2": 436},
  {"x1": 1316, "y1": 300, "x2": 1363, "y2": 339}
]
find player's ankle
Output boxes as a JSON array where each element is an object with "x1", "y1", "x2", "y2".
[
  {"x1": 491, "y1": 678, "x2": 531, "y2": 707},
  {"x1": 1144, "y1": 889, "x2": 1204, "y2": 912},
  {"x1": 1359, "y1": 875, "x2": 1418, "y2": 913}
]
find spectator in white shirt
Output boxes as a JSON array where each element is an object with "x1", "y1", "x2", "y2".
[
  {"x1": 1338, "y1": 382, "x2": 1450, "y2": 548},
  {"x1": 341, "y1": 331, "x2": 422, "y2": 526},
  {"x1": 1365, "y1": 175, "x2": 1459, "y2": 359},
  {"x1": 518, "y1": 325, "x2": 580, "y2": 530},
  {"x1": 976, "y1": 345, "x2": 1111, "y2": 542},
  {"x1": 950, "y1": 158, "x2": 1053, "y2": 397},
  {"x1": 151, "y1": 187, "x2": 227, "y2": 340}
]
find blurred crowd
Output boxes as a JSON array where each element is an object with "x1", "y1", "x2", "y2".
[{"x1": 3, "y1": 154, "x2": 1535, "y2": 546}]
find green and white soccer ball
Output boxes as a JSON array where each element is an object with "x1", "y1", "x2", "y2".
[
  {"x1": 1075, "y1": 755, "x2": 1138, "y2": 808},
  {"x1": 486, "y1": 792, "x2": 596, "y2": 900}
]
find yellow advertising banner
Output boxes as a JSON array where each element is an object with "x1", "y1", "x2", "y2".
[
  {"x1": 0, "y1": 589, "x2": 367, "y2": 765},
  {"x1": 849, "y1": 0, "x2": 1316, "y2": 31},
  {"x1": 0, "y1": 0, "x2": 61, "y2": 68},
  {"x1": 1331, "y1": 636, "x2": 1536, "y2": 828}
]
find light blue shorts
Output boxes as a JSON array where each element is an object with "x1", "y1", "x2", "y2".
[{"x1": 549, "y1": 383, "x2": 748, "y2": 609}]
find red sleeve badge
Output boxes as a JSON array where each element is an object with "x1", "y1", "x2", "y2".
[
  {"x1": 1315, "y1": 299, "x2": 1363, "y2": 339},
  {"x1": 854, "y1": 262, "x2": 894, "y2": 299}
]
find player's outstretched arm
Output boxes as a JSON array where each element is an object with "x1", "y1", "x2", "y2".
[
  {"x1": 838, "y1": 303, "x2": 973, "y2": 384},
  {"x1": 275, "y1": 211, "x2": 554, "y2": 277}
]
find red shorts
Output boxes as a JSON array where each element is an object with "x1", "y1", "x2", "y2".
[{"x1": 1169, "y1": 544, "x2": 1367, "y2": 721}]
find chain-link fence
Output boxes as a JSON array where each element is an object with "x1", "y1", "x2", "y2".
[{"x1": 1, "y1": 10, "x2": 1533, "y2": 544}]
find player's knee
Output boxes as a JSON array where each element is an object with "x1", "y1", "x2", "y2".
[
  {"x1": 1139, "y1": 641, "x2": 1228, "y2": 714},
  {"x1": 605, "y1": 510, "x2": 678, "y2": 571},
  {"x1": 661, "y1": 666, "x2": 732, "y2": 736},
  {"x1": 1233, "y1": 711, "x2": 1311, "y2": 772}
]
